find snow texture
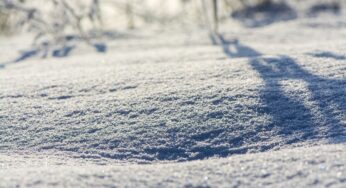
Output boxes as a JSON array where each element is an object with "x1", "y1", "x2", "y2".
[
  {"x1": 1, "y1": 144, "x2": 346, "y2": 187},
  {"x1": 0, "y1": 2, "x2": 346, "y2": 187}
]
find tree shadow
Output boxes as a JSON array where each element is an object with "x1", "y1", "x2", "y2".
[
  {"x1": 0, "y1": 31, "x2": 116, "y2": 69},
  {"x1": 94, "y1": 35, "x2": 345, "y2": 162},
  {"x1": 13, "y1": 49, "x2": 40, "y2": 62},
  {"x1": 215, "y1": 34, "x2": 346, "y2": 146},
  {"x1": 306, "y1": 51, "x2": 346, "y2": 60},
  {"x1": 0, "y1": 43, "x2": 76, "y2": 68},
  {"x1": 212, "y1": 34, "x2": 261, "y2": 58},
  {"x1": 307, "y1": 2, "x2": 341, "y2": 17},
  {"x1": 231, "y1": 1, "x2": 297, "y2": 28},
  {"x1": 93, "y1": 43, "x2": 107, "y2": 53},
  {"x1": 132, "y1": 34, "x2": 345, "y2": 161}
]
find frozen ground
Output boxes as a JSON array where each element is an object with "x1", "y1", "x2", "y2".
[{"x1": 1, "y1": 3, "x2": 346, "y2": 187}]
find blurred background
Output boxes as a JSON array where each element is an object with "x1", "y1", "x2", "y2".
[{"x1": 0, "y1": 0, "x2": 344, "y2": 61}]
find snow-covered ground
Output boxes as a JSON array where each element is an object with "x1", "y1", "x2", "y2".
[
  {"x1": 1, "y1": 144, "x2": 346, "y2": 187},
  {"x1": 1, "y1": 2, "x2": 346, "y2": 187}
]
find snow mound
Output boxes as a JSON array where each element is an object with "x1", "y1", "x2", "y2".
[{"x1": 1, "y1": 15, "x2": 346, "y2": 163}]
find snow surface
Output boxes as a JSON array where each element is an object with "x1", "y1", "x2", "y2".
[
  {"x1": 1, "y1": 144, "x2": 346, "y2": 187},
  {"x1": 1, "y1": 3, "x2": 346, "y2": 187}
]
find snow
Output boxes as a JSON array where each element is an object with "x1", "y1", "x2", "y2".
[
  {"x1": 1, "y1": 2, "x2": 346, "y2": 187},
  {"x1": 1, "y1": 144, "x2": 346, "y2": 187}
]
